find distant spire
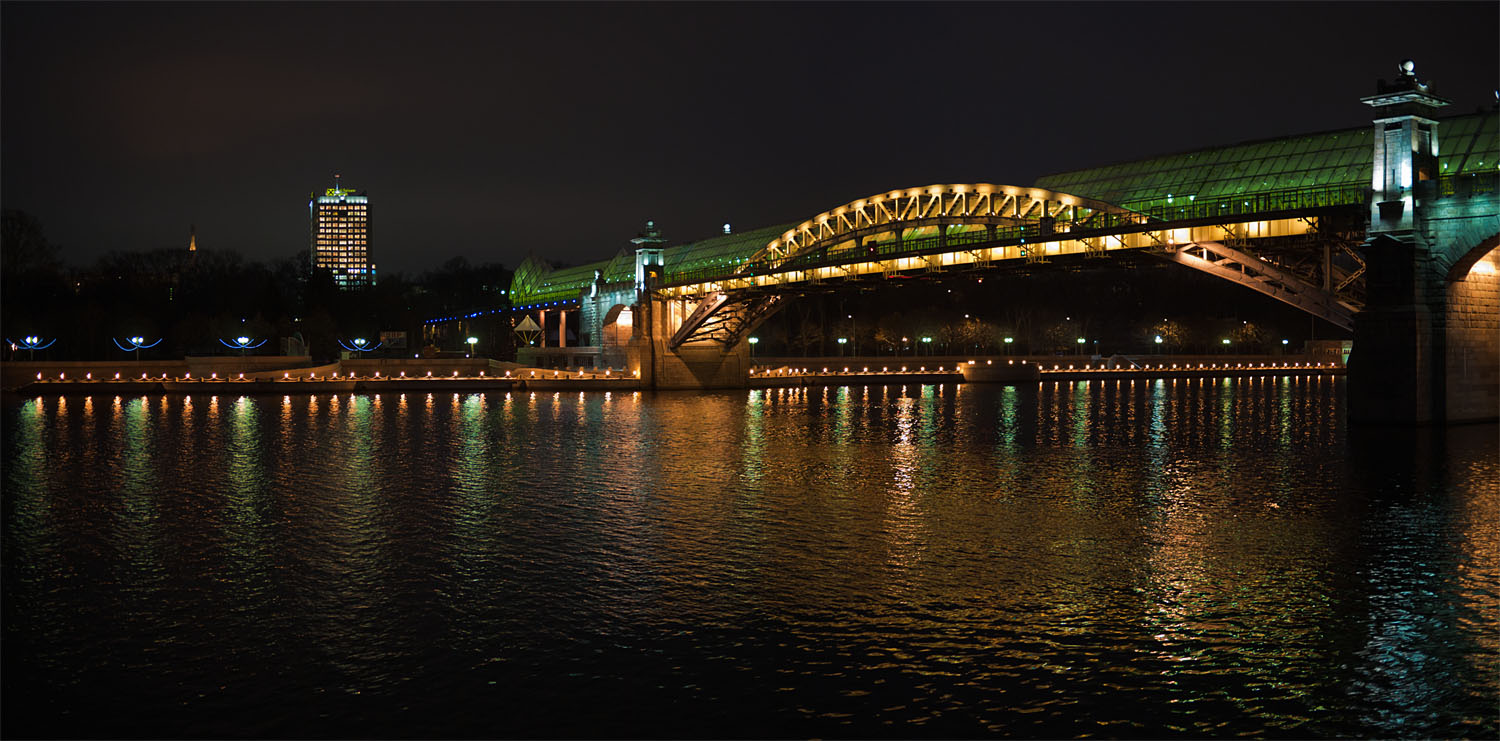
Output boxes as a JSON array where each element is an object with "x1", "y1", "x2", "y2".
[{"x1": 188, "y1": 224, "x2": 197, "y2": 252}]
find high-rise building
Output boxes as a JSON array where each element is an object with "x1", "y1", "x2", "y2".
[{"x1": 309, "y1": 176, "x2": 375, "y2": 290}]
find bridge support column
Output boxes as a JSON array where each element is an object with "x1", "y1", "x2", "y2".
[
  {"x1": 626, "y1": 293, "x2": 752, "y2": 390},
  {"x1": 1349, "y1": 234, "x2": 1445, "y2": 423}
]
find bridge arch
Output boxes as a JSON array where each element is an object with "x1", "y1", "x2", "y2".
[
  {"x1": 1444, "y1": 233, "x2": 1500, "y2": 282},
  {"x1": 738, "y1": 183, "x2": 1135, "y2": 274}
]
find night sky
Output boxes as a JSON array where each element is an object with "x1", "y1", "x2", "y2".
[{"x1": 3, "y1": 2, "x2": 1496, "y2": 275}]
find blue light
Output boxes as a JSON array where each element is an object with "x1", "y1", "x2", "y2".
[
  {"x1": 112, "y1": 336, "x2": 162, "y2": 351},
  {"x1": 219, "y1": 337, "x2": 268, "y2": 350},
  {"x1": 10, "y1": 336, "x2": 56, "y2": 350},
  {"x1": 337, "y1": 338, "x2": 383, "y2": 352}
]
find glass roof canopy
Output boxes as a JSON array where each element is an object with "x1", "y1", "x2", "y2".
[
  {"x1": 1035, "y1": 111, "x2": 1496, "y2": 211},
  {"x1": 511, "y1": 111, "x2": 1497, "y2": 307}
]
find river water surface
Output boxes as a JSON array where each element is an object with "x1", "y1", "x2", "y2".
[{"x1": 3, "y1": 377, "x2": 1497, "y2": 738}]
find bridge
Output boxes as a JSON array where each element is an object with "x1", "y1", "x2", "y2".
[{"x1": 507, "y1": 62, "x2": 1497, "y2": 424}]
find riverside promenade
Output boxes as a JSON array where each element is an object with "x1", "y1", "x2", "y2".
[{"x1": 5, "y1": 353, "x2": 1344, "y2": 396}]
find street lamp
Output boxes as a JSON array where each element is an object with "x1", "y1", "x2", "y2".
[
  {"x1": 219, "y1": 336, "x2": 267, "y2": 356},
  {"x1": 1154, "y1": 335, "x2": 1163, "y2": 354},
  {"x1": 466, "y1": 336, "x2": 478, "y2": 358},
  {"x1": 10, "y1": 335, "x2": 56, "y2": 361},
  {"x1": 1222, "y1": 338, "x2": 1232, "y2": 354},
  {"x1": 113, "y1": 335, "x2": 161, "y2": 362},
  {"x1": 337, "y1": 337, "x2": 384, "y2": 353},
  {"x1": 837, "y1": 337, "x2": 847, "y2": 356},
  {"x1": 748, "y1": 336, "x2": 759, "y2": 357},
  {"x1": 1003, "y1": 336, "x2": 1013, "y2": 355},
  {"x1": 1076, "y1": 337, "x2": 1086, "y2": 354},
  {"x1": 921, "y1": 336, "x2": 931, "y2": 355}
]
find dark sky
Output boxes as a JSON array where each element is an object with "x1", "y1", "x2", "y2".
[{"x1": 3, "y1": 2, "x2": 1496, "y2": 275}]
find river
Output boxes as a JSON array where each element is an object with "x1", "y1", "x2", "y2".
[{"x1": 3, "y1": 377, "x2": 1496, "y2": 738}]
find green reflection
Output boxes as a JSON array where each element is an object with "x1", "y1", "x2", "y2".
[
  {"x1": 8, "y1": 399, "x2": 60, "y2": 585},
  {"x1": 118, "y1": 396, "x2": 164, "y2": 588},
  {"x1": 224, "y1": 395, "x2": 273, "y2": 602}
]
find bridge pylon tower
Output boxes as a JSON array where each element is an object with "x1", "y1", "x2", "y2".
[{"x1": 1348, "y1": 60, "x2": 1499, "y2": 423}]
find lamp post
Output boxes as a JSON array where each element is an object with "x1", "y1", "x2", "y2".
[
  {"x1": 1003, "y1": 337, "x2": 1013, "y2": 356},
  {"x1": 837, "y1": 337, "x2": 847, "y2": 356},
  {"x1": 847, "y1": 314, "x2": 856, "y2": 357},
  {"x1": 1154, "y1": 335, "x2": 1163, "y2": 354},
  {"x1": 1076, "y1": 337, "x2": 1086, "y2": 355},
  {"x1": 113, "y1": 335, "x2": 161, "y2": 362},
  {"x1": 11, "y1": 335, "x2": 56, "y2": 361},
  {"x1": 1222, "y1": 338, "x2": 1232, "y2": 354},
  {"x1": 748, "y1": 336, "x2": 758, "y2": 358},
  {"x1": 466, "y1": 336, "x2": 478, "y2": 358},
  {"x1": 218, "y1": 336, "x2": 267, "y2": 357},
  {"x1": 337, "y1": 337, "x2": 384, "y2": 355},
  {"x1": 921, "y1": 336, "x2": 932, "y2": 356}
]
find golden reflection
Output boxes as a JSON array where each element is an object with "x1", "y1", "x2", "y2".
[
  {"x1": 883, "y1": 394, "x2": 927, "y2": 572},
  {"x1": 224, "y1": 395, "x2": 272, "y2": 604}
]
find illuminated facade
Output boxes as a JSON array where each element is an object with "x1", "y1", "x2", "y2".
[{"x1": 309, "y1": 179, "x2": 375, "y2": 290}]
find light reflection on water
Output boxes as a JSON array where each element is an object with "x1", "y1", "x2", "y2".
[{"x1": 2, "y1": 378, "x2": 1496, "y2": 738}]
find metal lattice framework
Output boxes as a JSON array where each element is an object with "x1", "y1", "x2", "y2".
[
  {"x1": 1158, "y1": 242, "x2": 1359, "y2": 330},
  {"x1": 669, "y1": 292, "x2": 785, "y2": 349},
  {"x1": 738, "y1": 184, "x2": 1134, "y2": 275}
]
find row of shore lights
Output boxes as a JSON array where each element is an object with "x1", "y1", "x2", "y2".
[
  {"x1": 34, "y1": 367, "x2": 646, "y2": 381},
  {"x1": 35, "y1": 360, "x2": 1328, "y2": 383},
  {"x1": 748, "y1": 359, "x2": 1327, "y2": 376},
  {"x1": 749, "y1": 336, "x2": 1291, "y2": 348}
]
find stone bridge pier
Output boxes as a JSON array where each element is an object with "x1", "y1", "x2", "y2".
[
  {"x1": 571, "y1": 243, "x2": 756, "y2": 390},
  {"x1": 1347, "y1": 62, "x2": 1499, "y2": 424}
]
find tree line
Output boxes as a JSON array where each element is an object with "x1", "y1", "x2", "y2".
[{"x1": 1, "y1": 210, "x2": 511, "y2": 361}]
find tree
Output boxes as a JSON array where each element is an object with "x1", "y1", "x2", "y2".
[
  {"x1": 1149, "y1": 319, "x2": 1187, "y2": 351},
  {"x1": 1232, "y1": 321, "x2": 1271, "y2": 352},
  {"x1": 1, "y1": 210, "x2": 61, "y2": 274},
  {"x1": 1042, "y1": 318, "x2": 1084, "y2": 354}
]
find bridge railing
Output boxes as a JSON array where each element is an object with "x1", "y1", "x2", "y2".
[
  {"x1": 1437, "y1": 171, "x2": 1498, "y2": 198},
  {"x1": 658, "y1": 182, "x2": 1371, "y2": 288},
  {"x1": 1118, "y1": 183, "x2": 1369, "y2": 222}
]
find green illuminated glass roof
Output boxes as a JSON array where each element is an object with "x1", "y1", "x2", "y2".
[
  {"x1": 510, "y1": 223, "x2": 795, "y2": 305},
  {"x1": 661, "y1": 223, "x2": 793, "y2": 278},
  {"x1": 1035, "y1": 111, "x2": 1497, "y2": 209}
]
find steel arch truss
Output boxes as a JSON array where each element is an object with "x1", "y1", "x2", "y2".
[
  {"x1": 1160, "y1": 242, "x2": 1358, "y2": 330},
  {"x1": 738, "y1": 184, "x2": 1134, "y2": 275},
  {"x1": 669, "y1": 292, "x2": 786, "y2": 350}
]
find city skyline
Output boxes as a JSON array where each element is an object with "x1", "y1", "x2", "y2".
[{"x1": 2, "y1": 2, "x2": 1496, "y2": 275}]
